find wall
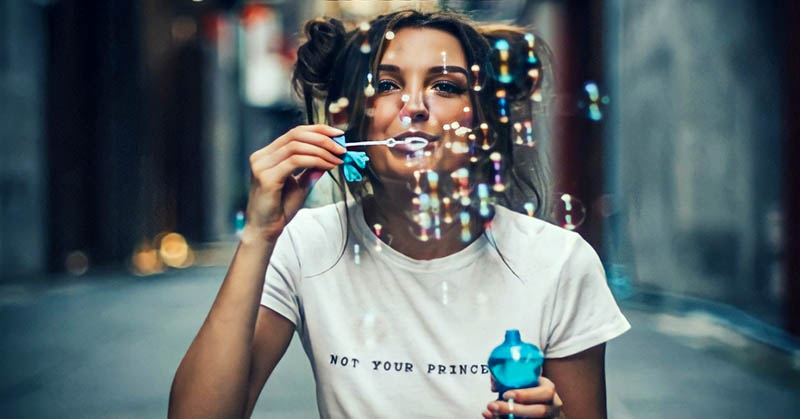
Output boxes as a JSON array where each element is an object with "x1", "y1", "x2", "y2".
[
  {"x1": 606, "y1": 0, "x2": 784, "y2": 317},
  {"x1": 0, "y1": 1, "x2": 46, "y2": 279}
]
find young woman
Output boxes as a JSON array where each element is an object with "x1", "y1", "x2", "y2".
[{"x1": 169, "y1": 9, "x2": 629, "y2": 419}]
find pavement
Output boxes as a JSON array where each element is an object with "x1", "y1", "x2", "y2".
[{"x1": 1, "y1": 265, "x2": 798, "y2": 418}]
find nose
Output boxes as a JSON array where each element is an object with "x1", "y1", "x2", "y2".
[{"x1": 400, "y1": 91, "x2": 429, "y2": 123}]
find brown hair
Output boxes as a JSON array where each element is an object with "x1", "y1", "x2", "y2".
[{"x1": 292, "y1": 9, "x2": 554, "y2": 218}]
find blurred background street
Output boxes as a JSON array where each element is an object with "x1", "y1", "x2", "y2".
[
  {"x1": 2, "y1": 0, "x2": 799, "y2": 417},
  {"x1": 2, "y1": 266, "x2": 798, "y2": 418}
]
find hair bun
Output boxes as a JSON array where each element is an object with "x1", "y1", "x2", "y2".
[{"x1": 295, "y1": 17, "x2": 347, "y2": 90}]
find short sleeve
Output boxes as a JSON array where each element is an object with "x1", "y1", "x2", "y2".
[
  {"x1": 544, "y1": 237, "x2": 630, "y2": 358},
  {"x1": 261, "y1": 225, "x2": 303, "y2": 333}
]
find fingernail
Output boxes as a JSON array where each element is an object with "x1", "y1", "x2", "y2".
[
  {"x1": 331, "y1": 127, "x2": 345, "y2": 134},
  {"x1": 503, "y1": 391, "x2": 515, "y2": 400},
  {"x1": 488, "y1": 402, "x2": 498, "y2": 412}
]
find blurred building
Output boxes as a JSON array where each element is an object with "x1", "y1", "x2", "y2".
[
  {"x1": 1, "y1": 1, "x2": 47, "y2": 278},
  {"x1": 604, "y1": 1, "x2": 789, "y2": 328}
]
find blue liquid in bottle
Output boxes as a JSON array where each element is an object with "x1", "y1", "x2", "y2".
[{"x1": 488, "y1": 330, "x2": 544, "y2": 400}]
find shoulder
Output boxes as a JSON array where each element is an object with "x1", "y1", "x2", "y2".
[
  {"x1": 489, "y1": 205, "x2": 593, "y2": 276},
  {"x1": 279, "y1": 201, "x2": 348, "y2": 274},
  {"x1": 288, "y1": 201, "x2": 347, "y2": 230}
]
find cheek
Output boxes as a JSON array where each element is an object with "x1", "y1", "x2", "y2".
[
  {"x1": 368, "y1": 99, "x2": 400, "y2": 135},
  {"x1": 429, "y1": 97, "x2": 474, "y2": 127}
]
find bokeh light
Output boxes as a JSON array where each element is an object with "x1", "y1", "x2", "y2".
[
  {"x1": 159, "y1": 232, "x2": 194, "y2": 268},
  {"x1": 131, "y1": 240, "x2": 164, "y2": 276}
]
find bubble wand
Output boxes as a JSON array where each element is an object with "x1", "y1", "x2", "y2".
[
  {"x1": 342, "y1": 137, "x2": 429, "y2": 148},
  {"x1": 331, "y1": 135, "x2": 429, "y2": 182}
]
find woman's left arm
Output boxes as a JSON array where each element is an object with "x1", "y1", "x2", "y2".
[{"x1": 484, "y1": 343, "x2": 607, "y2": 418}]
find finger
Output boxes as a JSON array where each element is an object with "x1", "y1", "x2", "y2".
[
  {"x1": 487, "y1": 401, "x2": 554, "y2": 418},
  {"x1": 293, "y1": 129, "x2": 348, "y2": 156},
  {"x1": 502, "y1": 378, "x2": 555, "y2": 404},
  {"x1": 272, "y1": 125, "x2": 346, "y2": 154},
  {"x1": 254, "y1": 141, "x2": 343, "y2": 171},
  {"x1": 303, "y1": 123, "x2": 346, "y2": 137},
  {"x1": 481, "y1": 409, "x2": 493, "y2": 419},
  {"x1": 250, "y1": 126, "x2": 345, "y2": 165}
]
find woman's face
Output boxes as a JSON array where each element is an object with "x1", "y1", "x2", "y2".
[{"x1": 365, "y1": 28, "x2": 474, "y2": 183}]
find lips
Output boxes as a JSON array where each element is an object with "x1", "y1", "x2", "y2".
[{"x1": 391, "y1": 131, "x2": 439, "y2": 153}]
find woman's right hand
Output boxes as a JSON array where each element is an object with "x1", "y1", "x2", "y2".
[{"x1": 245, "y1": 124, "x2": 346, "y2": 243}]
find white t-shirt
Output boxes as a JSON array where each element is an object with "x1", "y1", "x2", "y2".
[{"x1": 261, "y1": 202, "x2": 630, "y2": 418}]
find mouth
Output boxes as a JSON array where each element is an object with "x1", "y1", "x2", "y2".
[{"x1": 391, "y1": 131, "x2": 439, "y2": 153}]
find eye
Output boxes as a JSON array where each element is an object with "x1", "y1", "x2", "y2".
[
  {"x1": 377, "y1": 80, "x2": 400, "y2": 93},
  {"x1": 432, "y1": 81, "x2": 466, "y2": 95}
]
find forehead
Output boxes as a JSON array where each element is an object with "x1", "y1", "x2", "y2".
[{"x1": 380, "y1": 27, "x2": 467, "y2": 65}]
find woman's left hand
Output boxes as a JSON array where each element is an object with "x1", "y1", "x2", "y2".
[{"x1": 482, "y1": 376, "x2": 564, "y2": 418}]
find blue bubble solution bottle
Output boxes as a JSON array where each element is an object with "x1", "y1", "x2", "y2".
[{"x1": 488, "y1": 329, "x2": 544, "y2": 410}]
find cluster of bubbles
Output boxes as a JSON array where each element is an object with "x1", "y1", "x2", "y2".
[{"x1": 339, "y1": 26, "x2": 605, "y2": 288}]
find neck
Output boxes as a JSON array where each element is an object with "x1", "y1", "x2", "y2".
[{"x1": 361, "y1": 182, "x2": 484, "y2": 260}]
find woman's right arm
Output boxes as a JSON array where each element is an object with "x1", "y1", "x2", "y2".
[{"x1": 168, "y1": 125, "x2": 345, "y2": 419}]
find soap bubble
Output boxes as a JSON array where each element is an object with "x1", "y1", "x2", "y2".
[
  {"x1": 353, "y1": 243, "x2": 361, "y2": 265},
  {"x1": 359, "y1": 311, "x2": 387, "y2": 350},
  {"x1": 594, "y1": 193, "x2": 619, "y2": 218},
  {"x1": 552, "y1": 193, "x2": 586, "y2": 230},
  {"x1": 364, "y1": 72, "x2": 375, "y2": 97},
  {"x1": 471, "y1": 64, "x2": 483, "y2": 91},
  {"x1": 372, "y1": 223, "x2": 384, "y2": 250},
  {"x1": 579, "y1": 81, "x2": 609, "y2": 121},
  {"x1": 65, "y1": 250, "x2": 89, "y2": 276},
  {"x1": 522, "y1": 201, "x2": 537, "y2": 217},
  {"x1": 430, "y1": 280, "x2": 458, "y2": 305}
]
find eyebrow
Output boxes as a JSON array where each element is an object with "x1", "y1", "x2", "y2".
[{"x1": 377, "y1": 64, "x2": 469, "y2": 77}]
